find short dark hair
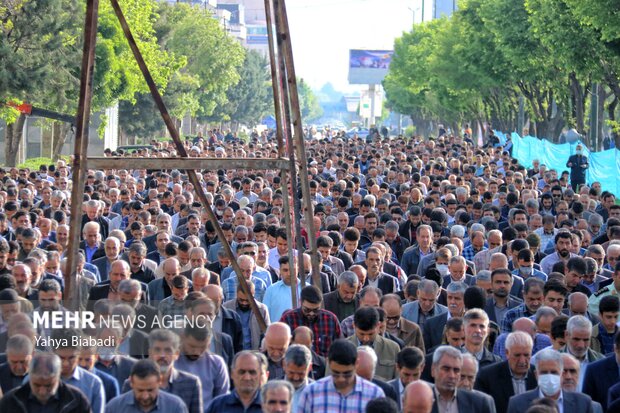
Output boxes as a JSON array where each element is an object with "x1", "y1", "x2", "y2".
[
  {"x1": 354, "y1": 307, "x2": 379, "y2": 331},
  {"x1": 328, "y1": 339, "x2": 357, "y2": 366},
  {"x1": 544, "y1": 279, "x2": 568, "y2": 297},
  {"x1": 566, "y1": 257, "x2": 587, "y2": 275},
  {"x1": 463, "y1": 286, "x2": 486, "y2": 310},
  {"x1": 300, "y1": 285, "x2": 322, "y2": 305},
  {"x1": 600, "y1": 295, "x2": 620, "y2": 314},
  {"x1": 365, "y1": 397, "x2": 398, "y2": 413},
  {"x1": 396, "y1": 346, "x2": 424, "y2": 370},
  {"x1": 130, "y1": 359, "x2": 160, "y2": 379},
  {"x1": 550, "y1": 315, "x2": 569, "y2": 340}
]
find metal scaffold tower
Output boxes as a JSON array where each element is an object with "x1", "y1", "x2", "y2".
[{"x1": 63, "y1": 0, "x2": 320, "y2": 333}]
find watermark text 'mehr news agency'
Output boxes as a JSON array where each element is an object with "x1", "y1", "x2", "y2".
[{"x1": 33, "y1": 310, "x2": 211, "y2": 330}]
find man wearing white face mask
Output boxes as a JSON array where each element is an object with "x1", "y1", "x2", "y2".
[
  {"x1": 566, "y1": 144, "x2": 589, "y2": 191},
  {"x1": 506, "y1": 348, "x2": 593, "y2": 413}
]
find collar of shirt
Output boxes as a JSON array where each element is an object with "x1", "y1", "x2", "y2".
[
  {"x1": 68, "y1": 366, "x2": 83, "y2": 381},
  {"x1": 130, "y1": 393, "x2": 161, "y2": 410},
  {"x1": 509, "y1": 367, "x2": 528, "y2": 380},
  {"x1": 537, "y1": 389, "x2": 563, "y2": 408},
  {"x1": 434, "y1": 385, "x2": 457, "y2": 403}
]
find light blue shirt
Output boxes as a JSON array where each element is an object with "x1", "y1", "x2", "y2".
[
  {"x1": 64, "y1": 366, "x2": 105, "y2": 413},
  {"x1": 221, "y1": 265, "x2": 272, "y2": 287},
  {"x1": 262, "y1": 280, "x2": 306, "y2": 321},
  {"x1": 174, "y1": 353, "x2": 230, "y2": 408}
]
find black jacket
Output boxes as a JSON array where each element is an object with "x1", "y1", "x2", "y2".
[
  {"x1": 475, "y1": 360, "x2": 537, "y2": 413},
  {"x1": 0, "y1": 381, "x2": 92, "y2": 413}
]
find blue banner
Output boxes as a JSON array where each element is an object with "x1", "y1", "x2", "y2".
[{"x1": 508, "y1": 133, "x2": 620, "y2": 196}]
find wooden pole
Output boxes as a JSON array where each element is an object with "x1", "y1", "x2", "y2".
[
  {"x1": 273, "y1": 0, "x2": 321, "y2": 288},
  {"x1": 264, "y1": 0, "x2": 300, "y2": 302},
  {"x1": 65, "y1": 0, "x2": 100, "y2": 311},
  {"x1": 109, "y1": 0, "x2": 267, "y2": 331}
]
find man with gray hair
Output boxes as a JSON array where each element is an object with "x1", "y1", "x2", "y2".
[
  {"x1": 0, "y1": 333, "x2": 34, "y2": 393},
  {"x1": 507, "y1": 348, "x2": 594, "y2": 413},
  {"x1": 283, "y1": 344, "x2": 313, "y2": 411},
  {"x1": 561, "y1": 353, "x2": 603, "y2": 413},
  {"x1": 323, "y1": 271, "x2": 359, "y2": 321},
  {"x1": 475, "y1": 331, "x2": 537, "y2": 412},
  {"x1": 402, "y1": 279, "x2": 448, "y2": 328},
  {"x1": 423, "y1": 281, "x2": 466, "y2": 350},
  {"x1": 458, "y1": 353, "x2": 479, "y2": 391},
  {"x1": 475, "y1": 270, "x2": 493, "y2": 295},
  {"x1": 430, "y1": 345, "x2": 495, "y2": 412},
  {"x1": 356, "y1": 346, "x2": 399, "y2": 404},
  {"x1": 260, "y1": 380, "x2": 295, "y2": 413},
  {"x1": 0, "y1": 352, "x2": 92, "y2": 412},
  {"x1": 559, "y1": 315, "x2": 603, "y2": 391}
]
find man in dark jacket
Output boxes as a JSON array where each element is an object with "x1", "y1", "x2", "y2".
[
  {"x1": 0, "y1": 352, "x2": 92, "y2": 413},
  {"x1": 566, "y1": 143, "x2": 589, "y2": 191}
]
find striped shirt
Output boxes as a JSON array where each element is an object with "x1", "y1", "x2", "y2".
[{"x1": 297, "y1": 375, "x2": 385, "y2": 413}]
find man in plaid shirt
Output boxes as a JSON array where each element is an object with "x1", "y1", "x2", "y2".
[
  {"x1": 280, "y1": 285, "x2": 342, "y2": 357},
  {"x1": 500, "y1": 277, "x2": 545, "y2": 333},
  {"x1": 297, "y1": 339, "x2": 384, "y2": 413}
]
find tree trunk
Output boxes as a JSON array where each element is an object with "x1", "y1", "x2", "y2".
[
  {"x1": 607, "y1": 96, "x2": 619, "y2": 149},
  {"x1": 5, "y1": 114, "x2": 26, "y2": 166},
  {"x1": 52, "y1": 122, "x2": 71, "y2": 161},
  {"x1": 569, "y1": 73, "x2": 586, "y2": 133}
]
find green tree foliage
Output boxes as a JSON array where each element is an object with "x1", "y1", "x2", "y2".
[
  {"x1": 298, "y1": 78, "x2": 322, "y2": 123},
  {"x1": 384, "y1": 0, "x2": 620, "y2": 141},
  {"x1": 222, "y1": 49, "x2": 272, "y2": 127},
  {"x1": 0, "y1": 0, "x2": 179, "y2": 164}
]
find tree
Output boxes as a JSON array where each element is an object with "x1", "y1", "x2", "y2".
[
  {"x1": 298, "y1": 78, "x2": 322, "y2": 123},
  {"x1": 161, "y1": 3, "x2": 245, "y2": 123},
  {"x1": 221, "y1": 49, "x2": 272, "y2": 128},
  {"x1": 0, "y1": 0, "x2": 179, "y2": 165}
]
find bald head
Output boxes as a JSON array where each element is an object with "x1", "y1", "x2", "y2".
[
  {"x1": 356, "y1": 347, "x2": 377, "y2": 380},
  {"x1": 264, "y1": 322, "x2": 291, "y2": 363},
  {"x1": 568, "y1": 292, "x2": 588, "y2": 315},
  {"x1": 403, "y1": 380, "x2": 434, "y2": 413},
  {"x1": 291, "y1": 326, "x2": 313, "y2": 349},
  {"x1": 489, "y1": 253, "x2": 508, "y2": 271},
  {"x1": 513, "y1": 317, "x2": 537, "y2": 337},
  {"x1": 202, "y1": 284, "x2": 223, "y2": 310}
]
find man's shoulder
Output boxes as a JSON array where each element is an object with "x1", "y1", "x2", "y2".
[
  {"x1": 174, "y1": 368, "x2": 201, "y2": 385},
  {"x1": 479, "y1": 359, "x2": 507, "y2": 376}
]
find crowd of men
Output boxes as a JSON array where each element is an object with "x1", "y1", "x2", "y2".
[{"x1": 0, "y1": 130, "x2": 616, "y2": 413}]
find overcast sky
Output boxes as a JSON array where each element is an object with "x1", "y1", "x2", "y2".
[{"x1": 286, "y1": 0, "x2": 415, "y2": 93}]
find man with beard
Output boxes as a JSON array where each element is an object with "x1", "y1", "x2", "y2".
[
  {"x1": 11, "y1": 263, "x2": 38, "y2": 301},
  {"x1": 280, "y1": 286, "x2": 341, "y2": 357},
  {"x1": 174, "y1": 325, "x2": 229, "y2": 409},
  {"x1": 484, "y1": 268, "x2": 521, "y2": 325},
  {"x1": 283, "y1": 344, "x2": 313, "y2": 411},
  {"x1": 297, "y1": 339, "x2": 384, "y2": 413},
  {"x1": 0, "y1": 353, "x2": 91, "y2": 413},
  {"x1": 540, "y1": 231, "x2": 577, "y2": 276},
  {"x1": 120, "y1": 330, "x2": 202, "y2": 413},
  {"x1": 105, "y1": 359, "x2": 188, "y2": 413},
  {"x1": 562, "y1": 353, "x2": 603, "y2": 413},
  {"x1": 223, "y1": 282, "x2": 270, "y2": 350},
  {"x1": 263, "y1": 322, "x2": 291, "y2": 381},
  {"x1": 322, "y1": 271, "x2": 359, "y2": 322},
  {"x1": 348, "y1": 307, "x2": 399, "y2": 381}
]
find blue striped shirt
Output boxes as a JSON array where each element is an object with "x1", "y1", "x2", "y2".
[{"x1": 297, "y1": 375, "x2": 385, "y2": 413}]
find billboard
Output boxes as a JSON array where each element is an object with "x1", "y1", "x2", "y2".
[{"x1": 348, "y1": 49, "x2": 393, "y2": 85}]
